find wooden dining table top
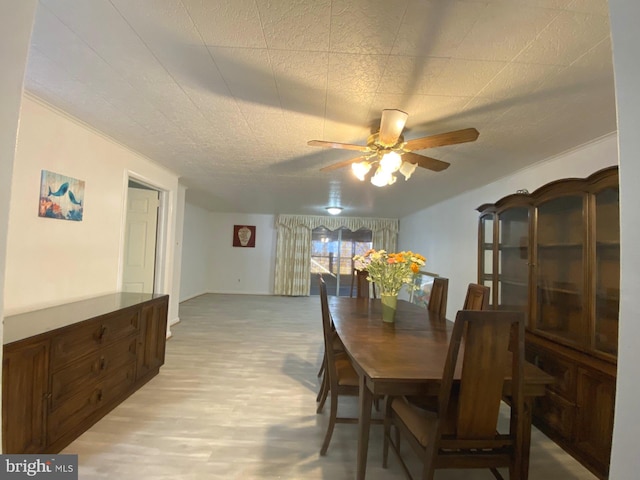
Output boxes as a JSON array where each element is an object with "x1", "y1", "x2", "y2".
[{"x1": 328, "y1": 296, "x2": 552, "y2": 392}]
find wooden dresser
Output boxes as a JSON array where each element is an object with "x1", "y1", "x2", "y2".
[
  {"x1": 476, "y1": 167, "x2": 618, "y2": 479},
  {"x1": 2, "y1": 292, "x2": 169, "y2": 454}
]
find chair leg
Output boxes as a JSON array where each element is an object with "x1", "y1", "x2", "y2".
[
  {"x1": 317, "y1": 348, "x2": 326, "y2": 377},
  {"x1": 382, "y1": 399, "x2": 392, "y2": 468},
  {"x1": 320, "y1": 390, "x2": 338, "y2": 455},
  {"x1": 316, "y1": 375, "x2": 327, "y2": 402},
  {"x1": 490, "y1": 467, "x2": 506, "y2": 480},
  {"x1": 316, "y1": 372, "x2": 328, "y2": 413}
]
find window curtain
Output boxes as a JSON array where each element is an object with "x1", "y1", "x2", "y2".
[{"x1": 274, "y1": 215, "x2": 399, "y2": 296}]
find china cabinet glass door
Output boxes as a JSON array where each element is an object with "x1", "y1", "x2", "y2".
[
  {"x1": 478, "y1": 213, "x2": 495, "y2": 307},
  {"x1": 498, "y1": 207, "x2": 530, "y2": 318},
  {"x1": 534, "y1": 195, "x2": 587, "y2": 347},
  {"x1": 593, "y1": 187, "x2": 620, "y2": 356}
]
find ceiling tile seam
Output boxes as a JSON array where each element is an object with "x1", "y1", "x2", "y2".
[
  {"x1": 23, "y1": 90, "x2": 182, "y2": 178},
  {"x1": 319, "y1": 0, "x2": 337, "y2": 140},
  {"x1": 367, "y1": 0, "x2": 411, "y2": 119},
  {"x1": 177, "y1": 0, "x2": 254, "y2": 136},
  {"x1": 507, "y1": 8, "x2": 574, "y2": 67},
  {"x1": 459, "y1": 8, "x2": 568, "y2": 115},
  {"x1": 249, "y1": 0, "x2": 290, "y2": 126},
  {"x1": 106, "y1": 0, "x2": 227, "y2": 143},
  {"x1": 568, "y1": 35, "x2": 613, "y2": 68},
  {"x1": 402, "y1": 1, "x2": 488, "y2": 120},
  {"x1": 26, "y1": 44, "x2": 157, "y2": 137},
  {"x1": 41, "y1": 0, "x2": 200, "y2": 145}
]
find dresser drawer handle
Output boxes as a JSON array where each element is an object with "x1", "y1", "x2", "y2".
[
  {"x1": 96, "y1": 389, "x2": 103, "y2": 402},
  {"x1": 100, "y1": 357, "x2": 107, "y2": 370},
  {"x1": 97, "y1": 325, "x2": 108, "y2": 340}
]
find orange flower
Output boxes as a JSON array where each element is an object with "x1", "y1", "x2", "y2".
[{"x1": 411, "y1": 263, "x2": 419, "y2": 273}]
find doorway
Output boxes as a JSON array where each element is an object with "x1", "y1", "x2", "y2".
[{"x1": 122, "y1": 179, "x2": 160, "y2": 293}]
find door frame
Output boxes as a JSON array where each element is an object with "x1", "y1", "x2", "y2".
[{"x1": 119, "y1": 172, "x2": 169, "y2": 295}]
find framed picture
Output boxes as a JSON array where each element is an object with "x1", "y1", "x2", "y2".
[
  {"x1": 38, "y1": 170, "x2": 85, "y2": 221},
  {"x1": 233, "y1": 225, "x2": 256, "y2": 247}
]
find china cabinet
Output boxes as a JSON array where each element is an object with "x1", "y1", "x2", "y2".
[{"x1": 477, "y1": 166, "x2": 619, "y2": 479}]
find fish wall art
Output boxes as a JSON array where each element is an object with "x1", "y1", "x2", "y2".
[{"x1": 39, "y1": 170, "x2": 85, "y2": 221}]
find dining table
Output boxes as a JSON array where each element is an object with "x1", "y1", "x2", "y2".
[{"x1": 328, "y1": 296, "x2": 553, "y2": 480}]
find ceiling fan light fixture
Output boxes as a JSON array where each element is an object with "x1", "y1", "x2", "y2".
[
  {"x1": 325, "y1": 206, "x2": 343, "y2": 215},
  {"x1": 351, "y1": 161, "x2": 371, "y2": 181},
  {"x1": 380, "y1": 151, "x2": 403, "y2": 173},
  {"x1": 399, "y1": 161, "x2": 418, "y2": 180},
  {"x1": 371, "y1": 167, "x2": 395, "y2": 187}
]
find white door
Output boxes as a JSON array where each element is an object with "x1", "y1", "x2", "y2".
[{"x1": 122, "y1": 187, "x2": 159, "y2": 293}]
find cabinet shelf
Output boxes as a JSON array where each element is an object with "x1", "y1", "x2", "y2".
[
  {"x1": 537, "y1": 285, "x2": 581, "y2": 296},
  {"x1": 500, "y1": 244, "x2": 528, "y2": 250},
  {"x1": 499, "y1": 277, "x2": 528, "y2": 287},
  {"x1": 596, "y1": 240, "x2": 620, "y2": 247},
  {"x1": 537, "y1": 242, "x2": 583, "y2": 248}
]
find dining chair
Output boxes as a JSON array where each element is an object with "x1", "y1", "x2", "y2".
[
  {"x1": 463, "y1": 283, "x2": 490, "y2": 310},
  {"x1": 427, "y1": 277, "x2": 449, "y2": 317},
  {"x1": 318, "y1": 276, "x2": 360, "y2": 455},
  {"x1": 382, "y1": 309, "x2": 525, "y2": 480},
  {"x1": 316, "y1": 274, "x2": 345, "y2": 410},
  {"x1": 350, "y1": 268, "x2": 377, "y2": 299}
]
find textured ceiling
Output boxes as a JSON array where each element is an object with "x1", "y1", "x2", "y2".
[{"x1": 25, "y1": 0, "x2": 616, "y2": 217}]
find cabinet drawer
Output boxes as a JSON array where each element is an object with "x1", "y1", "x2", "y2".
[
  {"x1": 51, "y1": 308, "x2": 139, "y2": 370},
  {"x1": 48, "y1": 363, "x2": 136, "y2": 444},
  {"x1": 526, "y1": 345, "x2": 576, "y2": 400},
  {"x1": 50, "y1": 335, "x2": 137, "y2": 411},
  {"x1": 533, "y1": 389, "x2": 576, "y2": 440}
]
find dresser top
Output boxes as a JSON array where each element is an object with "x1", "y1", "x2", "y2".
[{"x1": 3, "y1": 292, "x2": 168, "y2": 345}]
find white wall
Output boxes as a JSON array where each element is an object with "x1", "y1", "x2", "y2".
[
  {"x1": 179, "y1": 202, "x2": 211, "y2": 301},
  {"x1": 4, "y1": 96, "x2": 180, "y2": 320},
  {"x1": 608, "y1": 1, "x2": 640, "y2": 477},
  {"x1": 398, "y1": 134, "x2": 617, "y2": 318},
  {"x1": 180, "y1": 209, "x2": 276, "y2": 299},
  {"x1": 208, "y1": 213, "x2": 276, "y2": 295}
]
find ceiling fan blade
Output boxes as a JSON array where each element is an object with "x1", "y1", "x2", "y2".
[
  {"x1": 378, "y1": 109, "x2": 408, "y2": 146},
  {"x1": 402, "y1": 152, "x2": 450, "y2": 172},
  {"x1": 320, "y1": 156, "x2": 366, "y2": 172},
  {"x1": 403, "y1": 128, "x2": 479, "y2": 151},
  {"x1": 307, "y1": 140, "x2": 371, "y2": 152}
]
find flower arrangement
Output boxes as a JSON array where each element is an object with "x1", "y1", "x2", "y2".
[{"x1": 353, "y1": 249, "x2": 426, "y2": 296}]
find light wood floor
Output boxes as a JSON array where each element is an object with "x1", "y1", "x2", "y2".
[{"x1": 63, "y1": 294, "x2": 597, "y2": 479}]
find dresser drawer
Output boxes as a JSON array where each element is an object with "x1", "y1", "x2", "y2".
[
  {"x1": 48, "y1": 363, "x2": 136, "y2": 444},
  {"x1": 51, "y1": 308, "x2": 139, "y2": 370},
  {"x1": 50, "y1": 335, "x2": 138, "y2": 411},
  {"x1": 526, "y1": 344, "x2": 576, "y2": 401}
]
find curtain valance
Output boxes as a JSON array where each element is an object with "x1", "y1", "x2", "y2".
[{"x1": 275, "y1": 215, "x2": 398, "y2": 234}]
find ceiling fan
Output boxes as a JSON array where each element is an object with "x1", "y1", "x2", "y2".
[{"x1": 308, "y1": 109, "x2": 479, "y2": 186}]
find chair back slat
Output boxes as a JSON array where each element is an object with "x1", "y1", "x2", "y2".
[
  {"x1": 456, "y1": 317, "x2": 512, "y2": 438},
  {"x1": 428, "y1": 277, "x2": 448, "y2": 317}
]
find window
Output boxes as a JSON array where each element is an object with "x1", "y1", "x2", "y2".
[{"x1": 309, "y1": 227, "x2": 372, "y2": 296}]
